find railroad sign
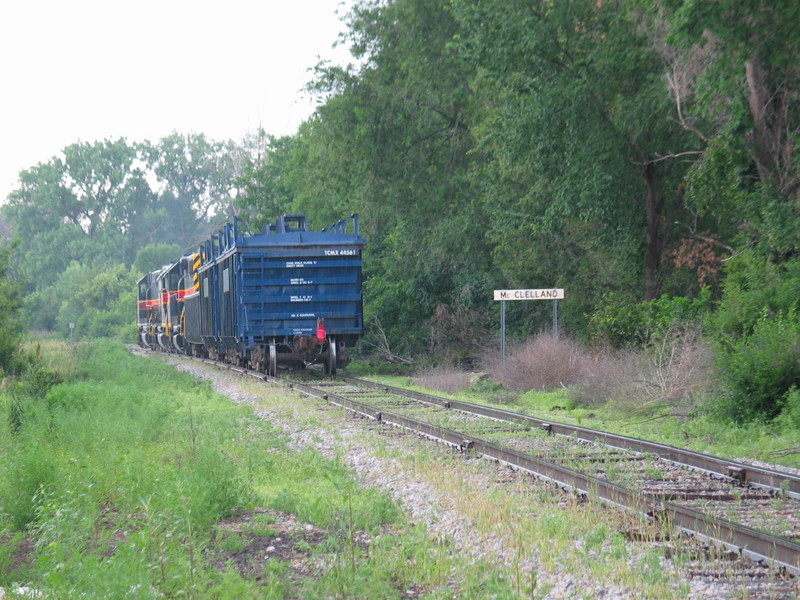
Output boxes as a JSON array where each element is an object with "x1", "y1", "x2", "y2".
[
  {"x1": 493, "y1": 288, "x2": 564, "y2": 301},
  {"x1": 494, "y1": 288, "x2": 565, "y2": 360}
]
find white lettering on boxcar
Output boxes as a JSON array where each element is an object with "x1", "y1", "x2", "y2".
[{"x1": 286, "y1": 260, "x2": 318, "y2": 268}]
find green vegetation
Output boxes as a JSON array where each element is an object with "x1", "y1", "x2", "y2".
[
  {"x1": 0, "y1": 243, "x2": 25, "y2": 377},
  {"x1": 3, "y1": 134, "x2": 241, "y2": 341},
  {"x1": 1, "y1": 3, "x2": 798, "y2": 594},
  {"x1": 3, "y1": 0, "x2": 800, "y2": 425},
  {"x1": 0, "y1": 340, "x2": 525, "y2": 598}
]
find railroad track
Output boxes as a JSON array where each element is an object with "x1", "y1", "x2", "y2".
[
  {"x1": 138, "y1": 347, "x2": 800, "y2": 587},
  {"x1": 271, "y1": 372, "x2": 800, "y2": 579}
]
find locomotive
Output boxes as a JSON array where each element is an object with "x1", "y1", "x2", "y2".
[{"x1": 137, "y1": 213, "x2": 365, "y2": 375}]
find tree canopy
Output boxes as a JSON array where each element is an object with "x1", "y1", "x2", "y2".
[{"x1": 2, "y1": 133, "x2": 242, "y2": 335}]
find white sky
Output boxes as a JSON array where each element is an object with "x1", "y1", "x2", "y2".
[{"x1": 0, "y1": 0, "x2": 357, "y2": 203}]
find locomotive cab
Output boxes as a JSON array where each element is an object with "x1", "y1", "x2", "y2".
[
  {"x1": 155, "y1": 258, "x2": 193, "y2": 352},
  {"x1": 137, "y1": 267, "x2": 167, "y2": 348}
]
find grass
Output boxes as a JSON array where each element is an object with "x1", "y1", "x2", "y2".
[
  {"x1": 378, "y1": 437, "x2": 691, "y2": 598},
  {"x1": 0, "y1": 340, "x2": 526, "y2": 599}
]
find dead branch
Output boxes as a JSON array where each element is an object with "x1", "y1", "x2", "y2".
[
  {"x1": 366, "y1": 315, "x2": 414, "y2": 365},
  {"x1": 674, "y1": 221, "x2": 737, "y2": 255},
  {"x1": 634, "y1": 150, "x2": 705, "y2": 166},
  {"x1": 767, "y1": 433, "x2": 800, "y2": 457},
  {"x1": 667, "y1": 70, "x2": 711, "y2": 143}
]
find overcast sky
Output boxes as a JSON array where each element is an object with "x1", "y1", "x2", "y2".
[{"x1": 0, "y1": 0, "x2": 357, "y2": 203}]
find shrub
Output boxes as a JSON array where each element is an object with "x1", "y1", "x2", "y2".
[
  {"x1": 588, "y1": 289, "x2": 712, "y2": 348},
  {"x1": 567, "y1": 349, "x2": 640, "y2": 409},
  {"x1": 706, "y1": 253, "x2": 800, "y2": 340},
  {"x1": 487, "y1": 327, "x2": 717, "y2": 417},
  {"x1": 714, "y1": 310, "x2": 800, "y2": 421},
  {"x1": 635, "y1": 324, "x2": 718, "y2": 417},
  {"x1": 426, "y1": 303, "x2": 492, "y2": 367},
  {"x1": 485, "y1": 333, "x2": 593, "y2": 392}
]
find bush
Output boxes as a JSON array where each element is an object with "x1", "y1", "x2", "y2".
[
  {"x1": 634, "y1": 325, "x2": 718, "y2": 417},
  {"x1": 426, "y1": 303, "x2": 492, "y2": 366},
  {"x1": 573, "y1": 326, "x2": 717, "y2": 417},
  {"x1": 567, "y1": 350, "x2": 640, "y2": 409},
  {"x1": 714, "y1": 310, "x2": 800, "y2": 421},
  {"x1": 484, "y1": 328, "x2": 717, "y2": 417},
  {"x1": 485, "y1": 333, "x2": 594, "y2": 392},
  {"x1": 588, "y1": 290, "x2": 712, "y2": 348},
  {"x1": 706, "y1": 253, "x2": 800, "y2": 340}
]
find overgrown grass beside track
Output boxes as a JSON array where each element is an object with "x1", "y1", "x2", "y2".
[{"x1": 0, "y1": 340, "x2": 519, "y2": 599}]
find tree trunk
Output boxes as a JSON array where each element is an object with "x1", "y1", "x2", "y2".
[
  {"x1": 745, "y1": 54, "x2": 797, "y2": 201},
  {"x1": 643, "y1": 162, "x2": 663, "y2": 301},
  {"x1": 745, "y1": 55, "x2": 779, "y2": 187}
]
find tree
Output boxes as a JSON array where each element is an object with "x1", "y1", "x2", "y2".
[
  {"x1": 234, "y1": 132, "x2": 296, "y2": 232},
  {"x1": 228, "y1": 0, "x2": 495, "y2": 353},
  {"x1": 664, "y1": 0, "x2": 800, "y2": 259},
  {"x1": 64, "y1": 265, "x2": 140, "y2": 340},
  {"x1": 2, "y1": 134, "x2": 243, "y2": 336},
  {"x1": 145, "y1": 132, "x2": 238, "y2": 244},
  {"x1": 0, "y1": 243, "x2": 24, "y2": 372},
  {"x1": 4, "y1": 139, "x2": 153, "y2": 286},
  {"x1": 451, "y1": 0, "x2": 701, "y2": 303},
  {"x1": 60, "y1": 139, "x2": 140, "y2": 236},
  {"x1": 296, "y1": 0, "x2": 493, "y2": 353},
  {"x1": 133, "y1": 244, "x2": 183, "y2": 275}
]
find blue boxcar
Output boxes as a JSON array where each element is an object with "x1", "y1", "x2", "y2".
[{"x1": 183, "y1": 213, "x2": 365, "y2": 374}]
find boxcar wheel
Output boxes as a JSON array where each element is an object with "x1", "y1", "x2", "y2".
[
  {"x1": 268, "y1": 339, "x2": 277, "y2": 377},
  {"x1": 326, "y1": 338, "x2": 337, "y2": 376}
]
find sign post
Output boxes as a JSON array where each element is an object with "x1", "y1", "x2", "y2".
[
  {"x1": 493, "y1": 289, "x2": 565, "y2": 361},
  {"x1": 500, "y1": 299, "x2": 506, "y2": 359}
]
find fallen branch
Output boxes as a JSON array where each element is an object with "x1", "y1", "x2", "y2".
[
  {"x1": 625, "y1": 412, "x2": 673, "y2": 426},
  {"x1": 767, "y1": 433, "x2": 800, "y2": 457},
  {"x1": 366, "y1": 316, "x2": 414, "y2": 365}
]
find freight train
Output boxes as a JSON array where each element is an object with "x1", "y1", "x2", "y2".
[{"x1": 137, "y1": 213, "x2": 365, "y2": 375}]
